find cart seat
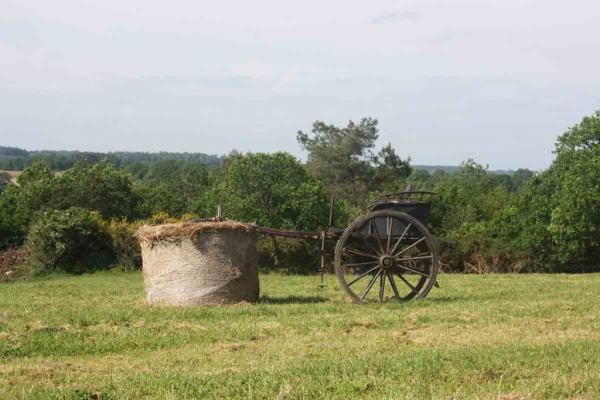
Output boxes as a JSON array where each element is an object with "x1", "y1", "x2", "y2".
[{"x1": 368, "y1": 191, "x2": 435, "y2": 226}]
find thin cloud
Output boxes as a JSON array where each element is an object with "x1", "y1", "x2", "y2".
[{"x1": 371, "y1": 11, "x2": 418, "y2": 25}]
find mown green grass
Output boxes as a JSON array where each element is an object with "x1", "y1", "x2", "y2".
[{"x1": 1, "y1": 271, "x2": 599, "y2": 399}]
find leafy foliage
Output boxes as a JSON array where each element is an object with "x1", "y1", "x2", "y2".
[
  {"x1": 2, "y1": 110, "x2": 600, "y2": 274},
  {"x1": 54, "y1": 161, "x2": 137, "y2": 219},
  {"x1": 420, "y1": 161, "x2": 521, "y2": 271},
  {"x1": 372, "y1": 143, "x2": 412, "y2": 190},
  {"x1": 0, "y1": 163, "x2": 56, "y2": 248},
  {"x1": 0, "y1": 146, "x2": 222, "y2": 170},
  {"x1": 508, "y1": 110, "x2": 600, "y2": 270},
  {"x1": 133, "y1": 160, "x2": 209, "y2": 217},
  {"x1": 26, "y1": 208, "x2": 115, "y2": 273},
  {"x1": 106, "y1": 220, "x2": 142, "y2": 270},
  {"x1": 0, "y1": 172, "x2": 10, "y2": 193},
  {"x1": 508, "y1": 168, "x2": 535, "y2": 192},
  {"x1": 0, "y1": 161, "x2": 137, "y2": 249},
  {"x1": 204, "y1": 152, "x2": 329, "y2": 230},
  {"x1": 203, "y1": 152, "x2": 331, "y2": 271}
]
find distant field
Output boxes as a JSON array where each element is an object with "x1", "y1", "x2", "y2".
[
  {"x1": 1, "y1": 272, "x2": 599, "y2": 399},
  {"x1": 0, "y1": 170, "x2": 21, "y2": 183},
  {"x1": 0, "y1": 170, "x2": 64, "y2": 184}
]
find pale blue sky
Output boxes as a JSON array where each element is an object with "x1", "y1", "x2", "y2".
[{"x1": 1, "y1": 0, "x2": 599, "y2": 169}]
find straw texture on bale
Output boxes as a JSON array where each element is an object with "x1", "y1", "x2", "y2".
[{"x1": 137, "y1": 220, "x2": 259, "y2": 306}]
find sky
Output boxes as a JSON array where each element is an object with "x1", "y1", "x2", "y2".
[{"x1": 1, "y1": 0, "x2": 599, "y2": 170}]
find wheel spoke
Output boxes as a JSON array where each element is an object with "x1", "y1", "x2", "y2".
[
  {"x1": 389, "y1": 223, "x2": 412, "y2": 255},
  {"x1": 393, "y1": 236, "x2": 426, "y2": 258},
  {"x1": 396, "y1": 263, "x2": 431, "y2": 278},
  {"x1": 397, "y1": 272, "x2": 417, "y2": 292},
  {"x1": 344, "y1": 247, "x2": 379, "y2": 260},
  {"x1": 386, "y1": 217, "x2": 393, "y2": 253},
  {"x1": 370, "y1": 219, "x2": 386, "y2": 254},
  {"x1": 342, "y1": 260, "x2": 379, "y2": 269},
  {"x1": 364, "y1": 241, "x2": 382, "y2": 258},
  {"x1": 395, "y1": 254, "x2": 433, "y2": 262},
  {"x1": 347, "y1": 265, "x2": 381, "y2": 287},
  {"x1": 361, "y1": 269, "x2": 381, "y2": 301},
  {"x1": 379, "y1": 271, "x2": 385, "y2": 302},
  {"x1": 387, "y1": 271, "x2": 401, "y2": 298}
]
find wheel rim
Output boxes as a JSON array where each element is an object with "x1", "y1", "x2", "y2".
[{"x1": 334, "y1": 210, "x2": 438, "y2": 304}]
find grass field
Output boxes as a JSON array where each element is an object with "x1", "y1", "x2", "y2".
[{"x1": 1, "y1": 272, "x2": 599, "y2": 399}]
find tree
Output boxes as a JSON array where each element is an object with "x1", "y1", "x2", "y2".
[
  {"x1": 125, "y1": 160, "x2": 213, "y2": 218},
  {"x1": 0, "y1": 160, "x2": 139, "y2": 250},
  {"x1": 546, "y1": 110, "x2": 600, "y2": 266},
  {"x1": 133, "y1": 182, "x2": 187, "y2": 218},
  {"x1": 0, "y1": 163, "x2": 56, "y2": 248},
  {"x1": 124, "y1": 163, "x2": 148, "y2": 180},
  {"x1": 53, "y1": 160, "x2": 137, "y2": 219},
  {"x1": 430, "y1": 160, "x2": 499, "y2": 230},
  {"x1": 297, "y1": 118, "x2": 379, "y2": 203},
  {"x1": 0, "y1": 172, "x2": 11, "y2": 192},
  {"x1": 510, "y1": 169, "x2": 535, "y2": 192},
  {"x1": 372, "y1": 143, "x2": 412, "y2": 191},
  {"x1": 204, "y1": 152, "x2": 329, "y2": 230},
  {"x1": 143, "y1": 160, "x2": 209, "y2": 214},
  {"x1": 555, "y1": 110, "x2": 600, "y2": 152},
  {"x1": 423, "y1": 160, "x2": 519, "y2": 271},
  {"x1": 203, "y1": 152, "x2": 331, "y2": 272},
  {"x1": 394, "y1": 169, "x2": 441, "y2": 192},
  {"x1": 510, "y1": 109, "x2": 600, "y2": 270}
]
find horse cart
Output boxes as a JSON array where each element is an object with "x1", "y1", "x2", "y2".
[{"x1": 255, "y1": 190, "x2": 440, "y2": 304}]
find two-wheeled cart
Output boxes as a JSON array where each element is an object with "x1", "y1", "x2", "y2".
[{"x1": 256, "y1": 190, "x2": 439, "y2": 303}]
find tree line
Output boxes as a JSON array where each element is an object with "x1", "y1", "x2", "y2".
[
  {"x1": 0, "y1": 147, "x2": 222, "y2": 170},
  {"x1": 1, "y1": 109, "x2": 599, "y2": 274}
]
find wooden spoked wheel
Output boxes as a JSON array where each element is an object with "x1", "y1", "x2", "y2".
[{"x1": 334, "y1": 210, "x2": 438, "y2": 304}]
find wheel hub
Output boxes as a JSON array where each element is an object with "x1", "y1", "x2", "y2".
[{"x1": 380, "y1": 255, "x2": 393, "y2": 270}]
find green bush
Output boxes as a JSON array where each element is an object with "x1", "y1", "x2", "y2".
[
  {"x1": 506, "y1": 110, "x2": 600, "y2": 272},
  {"x1": 106, "y1": 220, "x2": 142, "y2": 270},
  {"x1": 0, "y1": 163, "x2": 55, "y2": 249},
  {"x1": 26, "y1": 207, "x2": 115, "y2": 273},
  {"x1": 437, "y1": 221, "x2": 525, "y2": 273},
  {"x1": 203, "y1": 152, "x2": 329, "y2": 231},
  {"x1": 53, "y1": 161, "x2": 137, "y2": 219}
]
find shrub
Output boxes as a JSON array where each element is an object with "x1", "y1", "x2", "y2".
[
  {"x1": 507, "y1": 109, "x2": 600, "y2": 272},
  {"x1": 203, "y1": 152, "x2": 329, "y2": 231},
  {"x1": 53, "y1": 161, "x2": 137, "y2": 219},
  {"x1": 0, "y1": 163, "x2": 55, "y2": 250},
  {"x1": 106, "y1": 220, "x2": 142, "y2": 270},
  {"x1": 26, "y1": 207, "x2": 115, "y2": 273},
  {"x1": 437, "y1": 222, "x2": 525, "y2": 273}
]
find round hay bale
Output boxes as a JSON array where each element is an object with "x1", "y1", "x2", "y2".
[{"x1": 136, "y1": 220, "x2": 259, "y2": 306}]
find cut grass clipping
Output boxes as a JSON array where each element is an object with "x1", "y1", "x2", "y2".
[{"x1": 1, "y1": 272, "x2": 599, "y2": 399}]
